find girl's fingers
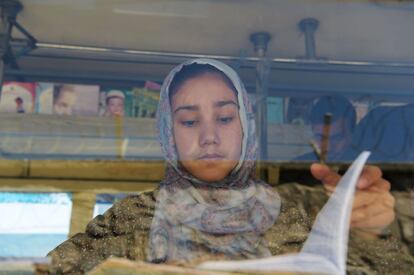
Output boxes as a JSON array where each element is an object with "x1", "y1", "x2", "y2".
[
  {"x1": 351, "y1": 196, "x2": 394, "y2": 224},
  {"x1": 357, "y1": 166, "x2": 383, "y2": 189},
  {"x1": 352, "y1": 184, "x2": 394, "y2": 210},
  {"x1": 351, "y1": 209, "x2": 395, "y2": 230},
  {"x1": 310, "y1": 163, "x2": 341, "y2": 186}
]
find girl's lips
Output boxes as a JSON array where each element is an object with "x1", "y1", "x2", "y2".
[{"x1": 198, "y1": 154, "x2": 224, "y2": 160}]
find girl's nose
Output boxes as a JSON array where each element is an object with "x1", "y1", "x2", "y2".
[{"x1": 200, "y1": 122, "x2": 219, "y2": 146}]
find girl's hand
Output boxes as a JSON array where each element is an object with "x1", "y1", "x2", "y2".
[{"x1": 310, "y1": 164, "x2": 395, "y2": 240}]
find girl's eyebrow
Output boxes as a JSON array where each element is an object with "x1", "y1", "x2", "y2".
[
  {"x1": 215, "y1": 100, "x2": 239, "y2": 108},
  {"x1": 173, "y1": 105, "x2": 199, "y2": 114},
  {"x1": 173, "y1": 100, "x2": 239, "y2": 114}
]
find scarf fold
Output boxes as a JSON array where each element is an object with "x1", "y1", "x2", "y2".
[{"x1": 148, "y1": 58, "x2": 281, "y2": 263}]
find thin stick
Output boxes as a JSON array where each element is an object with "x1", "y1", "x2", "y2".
[{"x1": 309, "y1": 139, "x2": 322, "y2": 163}]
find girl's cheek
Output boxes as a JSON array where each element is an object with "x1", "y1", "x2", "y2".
[
  {"x1": 223, "y1": 120, "x2": 242, "y2": 139},
  {"x1": 174, "y1": 128, "x2": 197, "y2": 159}
]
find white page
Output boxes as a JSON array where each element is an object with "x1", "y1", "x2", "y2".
[{"x1": 199, "y1": 151, "x2": 371, "y2": 275}]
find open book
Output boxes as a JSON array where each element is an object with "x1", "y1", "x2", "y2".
[{"x1": 198, "y1": 151, "x2": 371, "y2": 275}]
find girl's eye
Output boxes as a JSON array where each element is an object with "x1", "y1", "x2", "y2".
[
  {"x1": 218, "y1": 116, "x2": 234, "y2": 124},
  {"x1": 181, "y1": 120, "x2": 198, "y2": 127}
]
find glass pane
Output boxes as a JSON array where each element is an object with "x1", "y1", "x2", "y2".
[{"x1": 1, "y1": 0, "x2": 413, "y2": 274}]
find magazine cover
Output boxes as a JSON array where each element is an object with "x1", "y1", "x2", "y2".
[
  {"x1": 52, "y1": 84, "x2": 100, "y2": 116},
  {"x1": 99, "y1": 88, "x2": 134, "y2": 117},
  {"x1": 0, "y1": 82, "x2": 36, "y2": 114},
  {"x1": 133, "y1": 81, "x2": 161, "y2": 118},
  {"x1": 35, "y1": 82, "x2": 54, "y2": 114}
]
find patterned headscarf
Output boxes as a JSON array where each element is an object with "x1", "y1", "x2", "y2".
[{"x1": 148, "y1": 58, "x2": 280, "y2": 263}]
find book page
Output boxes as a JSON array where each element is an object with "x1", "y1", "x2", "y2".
[{"x1": 198, "y1": 151, "x2": 371, "y2": 275}]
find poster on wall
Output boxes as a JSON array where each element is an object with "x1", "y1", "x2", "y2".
[{"x1": 0, "y1": 82, "x2": 36, "y2": 114}]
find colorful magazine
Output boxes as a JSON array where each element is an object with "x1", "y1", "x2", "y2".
[
  {"x1": 0, "y1": 82, "x2": 36, "y2": 114},
  {"x1": 52, "y1": 84, "x2": 100, "y2": 116},
  {"x1": 132, "y1": 81, "x2": 161, "y2": 118},
  {"x1": 99, "y1": 89, "x2": 134, "y2": 117}
]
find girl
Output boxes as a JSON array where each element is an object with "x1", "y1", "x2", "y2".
[{"x1": 48, "y1": 59, "x2": 412, "y2": 274}]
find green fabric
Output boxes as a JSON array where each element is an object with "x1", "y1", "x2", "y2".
[{"x1": 46, "y1": 184, "x2": 414, "y2": 275}]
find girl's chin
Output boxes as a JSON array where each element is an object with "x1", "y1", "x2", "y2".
[
  {"x1": 192, "y1": 171, "x2": 228, "y2": 182},
  {"x1": 180, "y1": 160, "x2": 237, "y2": 182}
]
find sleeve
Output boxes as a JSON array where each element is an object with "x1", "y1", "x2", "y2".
[
  {"x1": 46, "y1": 190, "x2": 156, "y2": 275},
  {"x1": 266, "y1": 183, "x2": 326, "y2": 255},
  {"x1": 347, "y1": 232, "x2": 414, "y2": 274},
  {"x1": 273, "y1": 183, "x2": 414, "y2": 275}
]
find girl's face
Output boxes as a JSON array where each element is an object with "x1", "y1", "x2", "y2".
[{"x1": 171, "y1": 73, "x2": 243, "y2": 182}]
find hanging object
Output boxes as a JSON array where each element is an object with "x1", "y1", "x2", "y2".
[{"x1": 298, "y1": 17, "x2": 324, "y2": 60}]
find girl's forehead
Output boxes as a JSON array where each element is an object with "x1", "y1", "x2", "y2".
[
  {"x1": 171, "y1": 73, "x2": 238, "y2": 107},
  {"x1": 172, "y1": 78, "x2": 238, "y2": 109}
]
